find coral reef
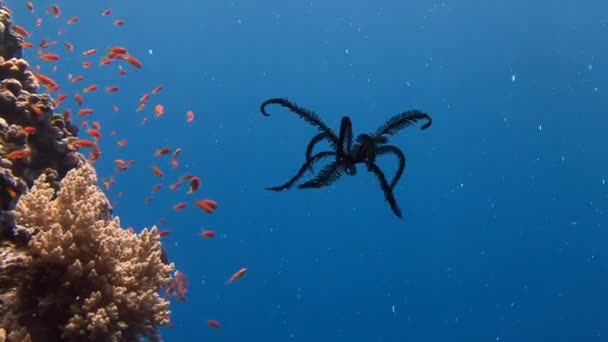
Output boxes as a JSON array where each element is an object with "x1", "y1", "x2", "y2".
[
  {"x1": 1, "y1": 163, "x2": 174, "y2": 341},
  {"x1": 0, "y1": 48, "x2": 81, "y2": 240},
  {"x1": 0, "y1": 6, "x2": 175, "y2": 342}
]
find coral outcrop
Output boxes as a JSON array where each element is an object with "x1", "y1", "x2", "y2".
[
  {"x1": 0, "y1": 5, "x2": 175, "y2": 342},
  {"x1": 1, "y1": 164, "x2": 174, "y2": 341}
]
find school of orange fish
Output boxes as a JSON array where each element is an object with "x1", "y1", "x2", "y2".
[{"x1": 7, "y1": 2, "x2": 248, "y2": 331}]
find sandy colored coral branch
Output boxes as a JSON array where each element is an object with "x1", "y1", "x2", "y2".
[{"x1": 0, "y1": 163, "x2": 174, "y2": 341}]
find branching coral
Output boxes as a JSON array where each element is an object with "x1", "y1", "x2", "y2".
[{"x1": 0, "y1": 163, "x2": 174, "y2": 341}]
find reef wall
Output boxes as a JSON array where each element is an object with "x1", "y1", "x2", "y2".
[{"x1": 0, "y1": 7, "x2": 174, "y2": 342}]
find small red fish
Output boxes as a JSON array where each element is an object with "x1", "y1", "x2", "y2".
[
  {"x1": 164, "y1": 270, "x2": 188, "y2": 302},
  {"x1": 201, "y1": 230, "x2": 215, "y2": 238},
  {"x1": 196, "y1": 199, "x2": 217, "y2": 214},
  {"x1": 187, "y1": 177, "x2": 200, "y2": 194},
  {"x1": 173, "y1": 202, "x2": 187, "y2": 211},
  {"x1": 151, "y1": 166, "x2": 164, "y2": 178},
  {"x1": 226, "y1": 267, "x2": 247, "y2": 285}
]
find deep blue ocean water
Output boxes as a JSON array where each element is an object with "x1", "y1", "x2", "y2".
[{"x1": 10, "y1": 0, "x2": 608, "y2": 340}]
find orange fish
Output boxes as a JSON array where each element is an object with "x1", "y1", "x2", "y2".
[
  {"x1": 67, "y1": 16, "x2": 78, "y2": 24},
  {"x1": 123, "y1": 55, "x2": 141, "y2": 68},
  {"x1": 77, "y1": 108, "x2": 93, "y2": 117},
  {"x1": 39, "y1": 40, "x2": 57, "y2": 49},
  {"x1": 155, "y1": 147, "x2": 171, "y2": 156},
  {"x1": 105, "y1": 85, "x2": 119, "y2": 92},
  {"x1": 196, "y1": 199, "x2": 217, "y2": 214},
  {"x1": 139, "y1": 93, "x2": 150, "y2": 104},
  {"x1": 201, "y1": 230, "x2": 215, "y2": 238},
  {"x1": 173, "y1": 203, "x2": 187, "y2": 211},
  {"x1": 48, "y1": 4, "x2": 60, "y2": 18},
  {"x1": 154, "y1": 104, "x2": 164, "y2": 117},
  {"x1": 62, "y1": 109, "x2": 71, "y2": 121},
  {"x1": 33, "y1": 72, "x2": 59, "y2": 90},
  {"x1": 171, "y1": 148, "x2": 182, "y2": 167},
  {"x1": 207, "y1": 320, "x2": 220, "y2": 329},
  {"x1": 151, "y1": 166, "x2": 164, "y2": 178},
  {"x1": 86, "y1": 129, "x2": 101, "y2": 139},
  {"x1": 101, "y1": 9, "x2": 111, "y2": 15},
  {"x1": 7, "y1": 188, "x2": 17, "y2": 200},
  {"x1": 55, "y1": 93, "x2": 67, "y2": 107},
  {"x1": 21, "y1": 126, "x2": 37, "y2": 135},
  {"x1": 81, "y1": 48, "x2": 96, "y2": 56},
  {"x1": 109, "y1": 47, "x2": 127, "y2": 55},
  {"x1": 12, "y1": 25, "x2": 30, "y2": 37},
  {"x1": 226, "y1": 267, "x2": 247, "y2": 285},
  {"x1": 7, "y1": 149, "x2": 31, "y2": 160},
  {"x1": 71, "y1": 139, "x2": 96, "y2": 148},
  {"x1": 186, "y1": 110, "x2": 195, "y2": 123},
  {"x1": 74, "y1": 94, "x2": 83, "y2": 106},
  {"x1": 188, "y1": 177, "x2": 200, "y2": 194},
  {"x1": 29, "y1": 104, "x2": 44, "y2": 116},
  {"x1": 39, "y1": 53, "x2": 60, "y2": 61},
  {"x1": 83, "y1": 84, "x2": 97, "y2": 93},
  {"x1": 113, "y1": 19, "x2": 124, "y2": 26}
]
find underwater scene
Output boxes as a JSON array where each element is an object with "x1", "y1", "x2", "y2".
[{"x1": 0, "y1": 0, "x2": 606, "y2": 341}]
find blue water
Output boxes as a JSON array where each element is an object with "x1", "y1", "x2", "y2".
[{"x1": 11, "y1": 0, "x2": 608, "y2": 340}]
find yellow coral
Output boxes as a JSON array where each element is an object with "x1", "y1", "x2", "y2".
[{"x1": 7, "y1": 163, "x2": 174, "y2": 341}]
